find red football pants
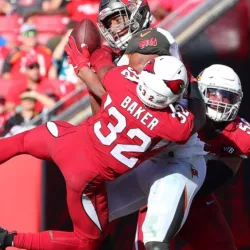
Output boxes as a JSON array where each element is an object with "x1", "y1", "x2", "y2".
[
  {"x1": 135, "y1": 194, "x2": 237, "y2": 250},
  {"x1": 0, "y1": 121, "x2": 109, "y2": 250}
]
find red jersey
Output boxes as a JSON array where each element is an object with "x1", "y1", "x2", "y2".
[
  {"x1": 66, "y1": 0, "x2": 99, "y2": 22},
  {"x1": 5, "y1": 78, "x2": 59, "y2": 112},
  {"x1": 199, "y1": 116, "x2": 250, "y2": 158},
  {"x1": 5, "y1": 45, "x2": 52, "y2": 78},
  {"x1": 84, "y1": 66, "x2": 194, "y2": 180}
]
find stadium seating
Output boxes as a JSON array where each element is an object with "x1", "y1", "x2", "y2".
[
  {"x1": 31, "y1": 14, "x2": 69, "y2": 34},
  {"x1": 0, "y1": 15, "x2": 22, "y2": 45},
  {"x1": 0, "y1": 78, "x2": 13, "y2": 97},
  {"x1": 30, "y1": 14, "x2": 70, "y2": 45}
]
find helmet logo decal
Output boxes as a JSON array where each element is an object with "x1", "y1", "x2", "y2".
[
  {"x1": 163, "y1": 79, "x2": 185, "y2": 95},
  {"x1": 139, "y1": 37, "x2": 157, "y2": 49},
  {"x1": 144, "y1": 59, "x2": 156, "y2": 74}
]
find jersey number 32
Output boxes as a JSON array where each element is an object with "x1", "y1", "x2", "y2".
[{"x1": 94, "y1": 95, "x2": 152, "y2": 168}]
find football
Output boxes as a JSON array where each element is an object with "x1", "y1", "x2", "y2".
[{"x1": 71, "y1": 18, "x2": 102, "y2": 54}]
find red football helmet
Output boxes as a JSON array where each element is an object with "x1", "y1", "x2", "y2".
[{"x1": 97, "y1": 0, "x2": 152, "y2": 50}]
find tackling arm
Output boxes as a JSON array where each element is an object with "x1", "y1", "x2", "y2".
[
  {"x1": 187, "y1": 73, "x2": 206, "y2": 135},
  {"x1": 65, "y1": 37, "x2": 117, "y2": 114}
]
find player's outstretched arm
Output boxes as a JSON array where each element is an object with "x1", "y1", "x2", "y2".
[
  {"x1": 187, "y1": 72, "x2": 206, "y2": 135},
  {"x1": 0, "y1": 226, "x2": 100, "y2": 250},
  {"x1": 65, "y1": 36, "x2": 106, "y2": 99},
  {"x1": 0, "y1": 123, "x2": 60, "y2": 164},
  {"x1": 90, "y1": 45, "x2": 116, "y2": 82}
]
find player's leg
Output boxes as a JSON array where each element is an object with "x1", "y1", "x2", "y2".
[
  {"x1": 0, "y1": 121, "x2": 74, "y2": 164},
  {"x1": 107, "y1": 162, "x2": 154, "y2": 222},
  {"x1": 177, "y1": 193, "x2": 237, "y2": 250},
  {"x1": 134, "y1": 206, "x2": 147, "y2": 250},
  {"x1": 138, "y1": 156, "x2": 206, "y2": 250},
  {"x1": 1, "y1": 122, "x2": 109, "y2": 250},
  {"x1": 12, "y1": 173, "x2": 108, "y2": 250}
]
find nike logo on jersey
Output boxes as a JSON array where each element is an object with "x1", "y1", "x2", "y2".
[
  {"x1": 140, "y1": 30, "x2": 151, "y2": 38},
  {"x1": 206, "y1": 200, "x2": 216, "y2": 205}
]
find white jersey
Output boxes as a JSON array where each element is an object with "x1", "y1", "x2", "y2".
[
  {"x1": 107, "y1": 31, "x2": 207, "y2": 244},
  {"x1": 117, "y1": 29, "x2": 181, "y2": 67}
]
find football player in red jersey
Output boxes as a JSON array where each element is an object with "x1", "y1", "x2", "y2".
[
  {"x1": 93, "y1": 2, "x2": 206, "y2": 247},
  {"x1": 0, "y1": 35, "x2": 197, "y2": 249},
  {"x1": 95, "y1": 1, "x2": 240, "y2": 249},
  {"x1": 174, "y1": 64, "x2": 245, "y2": 250},
  {"x1": 135, "y1": 64, "x2": 245, "y2": 250},
  {"x1": 81, "y1": 27, "x2": 207, "y2": 250}
]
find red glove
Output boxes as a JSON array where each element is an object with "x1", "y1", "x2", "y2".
[
  {"x1": 65, "y1": 36, "x2": 90, "y2": 74},
  {"x1": 90, "y1": 45, "x2": 115, "y2": 72}
]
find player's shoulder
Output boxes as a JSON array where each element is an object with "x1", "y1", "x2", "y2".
[
  {"x1": 158, "y1": 102, "x2": 194, "y2": 142},
  {"x1": 103, "y1": 65, "x2": 139, "y2": 89},
  {"x1": 226, "y1": 116, "x2": 250, "y2": 135},
  {"x1": 227, "y1": 116, "x2": 250, "y2": 156}
]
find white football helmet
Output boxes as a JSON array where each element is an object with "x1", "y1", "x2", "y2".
[
  {"x1": 137, "y1": 56, "x2": 188, "y2": 109},
  {"x1": 198, "y1": 64, "x2": 243, "y2": 122}
]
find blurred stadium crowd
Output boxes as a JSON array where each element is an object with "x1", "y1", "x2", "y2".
[{"x1": 0, "y1": 0, "x2": 185, "y2": 136}]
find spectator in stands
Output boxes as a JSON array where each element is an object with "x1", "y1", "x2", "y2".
[
  {"x1": 0, "y1": 0, "x2": 15, "y2": 15},
  {"x1": 149, "y1": 0, "x2": 203, "y2": 25},
  {"x1": 14, "y1": 0, "x2": 67, "y2": 18},
  {"x1": 66, "y1": 0, "x2": 99, "y2": 22},
  {"x1": 0, "y1": 96, "x2": 12, "y2": 136},
  {"x1": 4, "y1": 51, "x2": 58, "y2": 113},
  {"x1": 2, "y1": 94, "x2": 38, "y2": 136},
  {"x1": 41, "y1": 0, "x2": 67, "y2": 14},
  {"x1": 0, "y1": 38, "x2": 9, "y2": 75},
  {"x1": 2, "y1": 23, "x2": 53, "y2": 79},
  {"x1": 48, "y1": 26, "x2": 78, "y2": 83}
]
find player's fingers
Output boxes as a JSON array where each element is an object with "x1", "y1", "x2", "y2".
[
  {"x1": 64, "y1": 44, "x2": 72, "y2": 54},
  {"x1": 68, "y1": 36, "x2": 80, "y2": 52},
  {"x1": 81, "y1": 44, "x2": 90, "y2": 57},
  {"x1": 65, "y1": 44, "x2": 72, "y2": 56}
]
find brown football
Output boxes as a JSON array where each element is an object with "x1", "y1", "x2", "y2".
[{"x1": 71, "y1": 18, "x2": 102, "y2": 54}]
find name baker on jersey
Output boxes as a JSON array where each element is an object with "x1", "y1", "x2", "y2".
[{"x1": 121, "y1": 96, "x2": 159, "y2": 131}]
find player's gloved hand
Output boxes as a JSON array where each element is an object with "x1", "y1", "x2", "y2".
[
  {"x1": 90, "y1": 45, "x2": 115, "y2": 72},
  {"x1": 65, "y1": 36, "x2": 90, "y2": 74},
  {"x1": 0, "y1": 227, "x2": 16, "y2": 249}
]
